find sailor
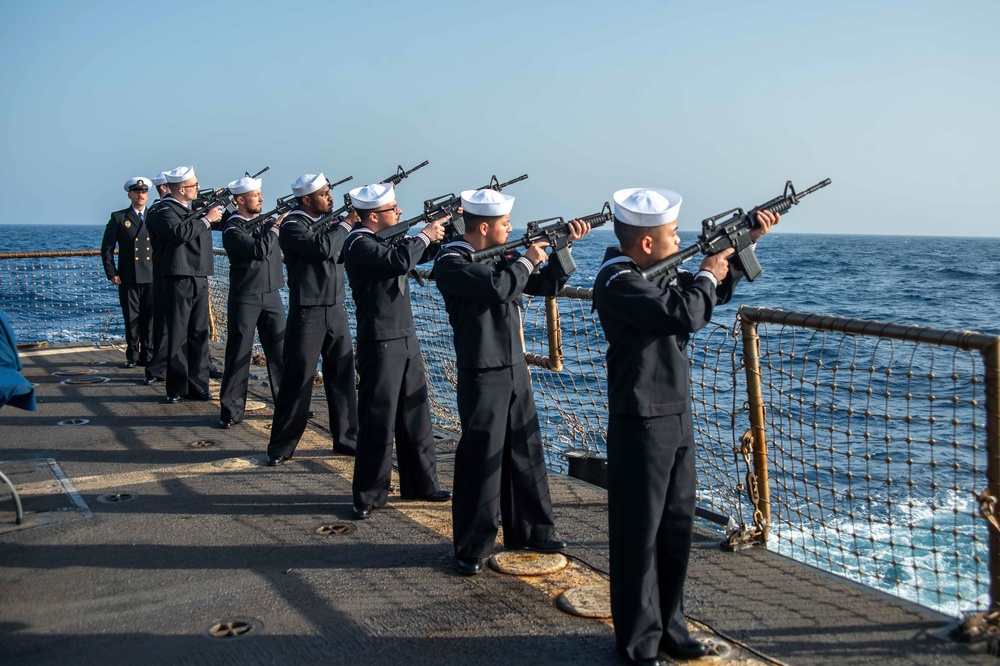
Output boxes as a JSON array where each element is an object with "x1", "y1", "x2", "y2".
[
  {"x1": 217, "y1": 176, "x2": 287, "y2": 429},
  {"x1": 265, "y1": 173, "x2": 358, "y2": 466},
  {"x1": 146, "y1": 166, "x2": 222, "y2": 403},
  {"x1": 433, "y1": 188, "x2": 590, "y2": 575},
  {"x1": 143, "y1": 171, "x2": 171, "y2": 385},
  {"x1": 101, "y1": 177, "x2": 155, "y2": 368},
  {"x1": 592, "y1": 188, "x2": 778, "y2": 665},
  {"x1": 343, "y1": 183, "x2": 451, "y2": 519}
]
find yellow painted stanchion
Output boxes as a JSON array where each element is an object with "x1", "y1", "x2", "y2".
[{"x1": 739, "y1": 315, "x2": 771, "y2": 543}]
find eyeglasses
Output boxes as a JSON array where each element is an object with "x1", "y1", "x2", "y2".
[
  {"x1": 179, "y1": 182, "x2": 200, "y2": 189},
  {"x1": 373, "y1": 205, "x2": 400, "y2": 214}
]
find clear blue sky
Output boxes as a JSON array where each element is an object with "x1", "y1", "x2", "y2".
[{"x1": 1, "y1": 0, "x2": 996, "y2": 236}]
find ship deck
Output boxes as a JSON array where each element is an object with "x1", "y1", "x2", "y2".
[{"x1": 0, "y1": 344, "x2": 992, "y2": 665}]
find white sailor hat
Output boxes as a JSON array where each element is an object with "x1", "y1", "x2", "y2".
[
  {"x1": 291, "y1": 173, "x2": 326, "y2": 197},
  {"x1": 124, "y1": 177, "x2": 153, "y2": 192},
  {"x1": 460, "y1": 189, "x2": 515, "y2": 217},
  {"x1": 165, "y1": 166, "x2": 196, "y2": 184},
  {"x1": 228, "y1": 176, "x2": 262, "y2": 195},
  {"x1": 349, "y1": 183, "x2": 395, "y2": 210},
  {"x1": 150, "y1": 172, "x2": 169, "y2": 187},
  {"x1": 613, "y1": 188, "x2": 682, "y2": 227}
]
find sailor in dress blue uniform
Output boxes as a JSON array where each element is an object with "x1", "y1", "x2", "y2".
[
  {"x1": 343, "y1": 182, "x2": 451, "y2": 519},
  {"x1": 433, "y1": 188, "x2": 590, "y2": 575},
  {"x1": 217, "y1": 175, "x2": 287, "y2": 429},
  {"x1": 101, "y1": 177, "x2": 155, "y2": 368},
  {"x1": 592, "y1": 187, "x2": 778, "y2": 665}
]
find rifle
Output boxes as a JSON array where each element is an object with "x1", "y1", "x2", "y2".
[
  {"x1": 375, "y1": 173, "x2": 528, "y2": 242},
  {"x1": 469, "y1": 202, "x2": 614, "y2": 275},
  {"x1": 301, "y1": 161, "x2": 430, "y2": 233},
  {"x1": 183, "y1": 167, "x2": 269, "y2": 224},
  {"x1": 340, "y1": 160, "x2": 430, "y2": 211},
  {"x1": 640, "y1": 178, "x2": 832, "y2": 283},
  {"x1": 242, "y1": 174, "x2": 353, "y2": 230}
]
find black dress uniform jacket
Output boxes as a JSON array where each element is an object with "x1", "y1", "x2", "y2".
[
  {"x1": 593, "y1": 247, "x2": 741, "y2": 417},
  {"x1": 101, "y1": 207, "x2": 153, "y2": 284},
  {"x1": 433, "y1": 241, "x2": 569, "y2": 368},
  {"x1": 223, "y1": 215, "x2": 284, "y2": 295},
  {"x1": 344, "y1": 227, "x2": 437, "y2": 342},
  {"x1": 279, "y1": 212, "x2": 352, "y2": 306},
  {"x1": 149, "y1": 198, "x2": 214, "y2": 277}
]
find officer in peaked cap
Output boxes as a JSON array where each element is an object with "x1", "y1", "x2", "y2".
[
  {"x1": 143, "y1": 171, "x2": 172, "y2": 385},
  {"x1": 217, "y1": 176, "x2": 287, "y2": 429},
  {"x1": 592, "y1": 187, "x2": 778, "y2": 665},
  {"x1": 343, "y1": 182, "x2": 451, "y2": 520},
  {"x1": 432, "y1": 188, "x2": 590, "y2": 576},
  {"x1": 265, "y1": 173, "x2": 359, "y2": 466},
  {"x1": 146, "y1": 165, "x2": 223, "y2": 403},
  {"x1": 101, "y1": 177, "x2": 155, "y2": 368}
]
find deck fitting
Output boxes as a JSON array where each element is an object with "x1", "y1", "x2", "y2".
[
  {"x1": 96, "y1": 492, "x2": 138, "y2": 504},
  {"x1": 56, "y1": 419, "x2": 89, "y2": 426},
  {"x1": 315, "y1": 524, "x2": 357, "y2": 536},
  {"x1": 205, "y1": 618, "x2": 261, "y2": 640},
  {"x1": 60, "y1": 376, "x2": 110, "y2": 385},
  {"x1": 189, "y1": 440, "x2": 216, "y2": 449}
]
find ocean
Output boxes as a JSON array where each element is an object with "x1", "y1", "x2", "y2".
[{"x1": 1, "y1": 223, "x2": 999, "y2": 617}]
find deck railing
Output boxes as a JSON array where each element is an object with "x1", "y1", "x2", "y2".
[{"x1": 2, "y1": 249, "x2": 999, "y2": 630}]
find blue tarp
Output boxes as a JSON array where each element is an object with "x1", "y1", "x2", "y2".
[{"x1": 0, "y1": 307, "x2": 37, "y2": 411}]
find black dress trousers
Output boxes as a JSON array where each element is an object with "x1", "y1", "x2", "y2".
[
  {"x1": 118, "y1": 282, "x2": 152, "y2": 363},
  {"x1": 452, "y1": 363, "x2": 556, "y2": 559},
  {"x1": 606, "y1": 411, "x2": 697, "y2": 664},
  {"x1": 267, "y1": 303, "x2": 358, "y2": 459},
  {"x1": 164, "y1": 275, "x2": 211, "y2": 397},
  {"x1": 218, "y1": 290, "x2": 286, "y2": 423},
  {"x1": 352, "y1": 334, "x2": 439, "y2": 506},
  {"x1": 144, "y1": 275, "x2": 168, "y2": 382}
]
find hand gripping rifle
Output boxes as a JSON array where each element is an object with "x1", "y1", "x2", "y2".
[
  {"x1": 469, "y1": 202, "x2": 614, "y2": 275},
  {"x1": 640, "y1": 178, "x2": 832, "y2": 283},
  {"x1": 375, "y1": 173, "x2": 529, "y2": 242},
  {"x1": 304, "y1": 161, "x2": 431, "y2": 233},
  {"x1": 184, "y1": 167, "x2": 269, "y2": 224}
]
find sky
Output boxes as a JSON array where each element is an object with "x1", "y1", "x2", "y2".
[{"x1": 0, "y1": 0, "x2": 996, "y2": 237}]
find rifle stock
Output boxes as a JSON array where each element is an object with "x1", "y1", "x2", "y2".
[{"x1": 640, "y1": 178, "x2": 832, "y2": 282}]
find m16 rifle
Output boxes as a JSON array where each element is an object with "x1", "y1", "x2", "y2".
[
  {"x1": 303, "y1": 161, "x2": 431, "y2": 233},
  {"x1": 241, "y1": 174, "x2": 354, "y2": 230},
  {"x1": 469, "y1": 202, "x2": 614, "y2": 275},
  {"x1": 184, "y1": 167, "x2": 269, "y2": 224},
  {"x1": 640, "y1": 178, "x2": 832, "y2": 283},
  {"x1": 375, "y1": 173, "x2": 529, "y2": 242}
]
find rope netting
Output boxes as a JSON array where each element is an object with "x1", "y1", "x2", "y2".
[
  {"x1": 3, "y1": 250, "x2": 998, "y2": 618},
  {"x1": 743, "y1": 312, "x2": 994, "y2": 616}
]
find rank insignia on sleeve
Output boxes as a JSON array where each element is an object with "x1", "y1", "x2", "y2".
[{"x1": 124, "y1": 220, "x2": 131, "y2": 228}]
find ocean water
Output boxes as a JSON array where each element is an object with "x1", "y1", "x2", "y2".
[{"x1": 2, "y1": 224, "x2": 999, "y2": 616}]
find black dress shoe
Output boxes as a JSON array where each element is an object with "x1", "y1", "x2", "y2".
[
  {"x1": 352, "y1": 503, "x2": 373, "y2": 520},
  {"x1": 265, "y1": 455, "x2": 288, "y2": 467},
  {"x1": 219, "y1": 418, "x2": 238, "y2": 429},
  {"x1": 123, "y1": 360, "x2": 136, "y2": 368},
  {"x1": 455, "y1": 557, "x2": 484, "y2": 576},
  {"x1": 144, "y1": 376, "x2": 165, "y2": 385},
  {"x1": 423, "y1": 490, "x2": 452, "y2": 502},
  {"x1": 165, "y1": 395, "x2": 183, "y2": 404},
  {"x1": 209, "y1": 368, "x2": 225, "y2": 380},
  {"x1": 307, "y1": 410, "x2": 316, "y2": 417},
  {"x1": 187, "y1": 391, "x2": 213, "y2": 401},
  {"x1": 660, "y1": 637, "x2": 708, "y2": 661},
  {"x1": 526, "y1": 538, "x2": 568, "y2": 553},
  {"x1": 332, "y1": 444, "x2": 357, "y2": 456}
]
